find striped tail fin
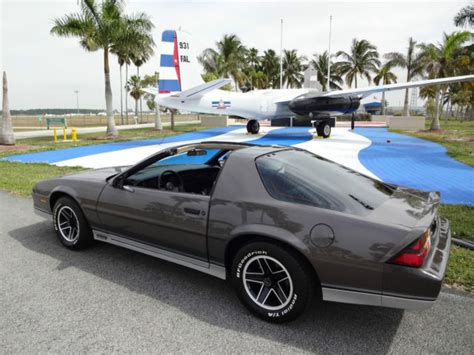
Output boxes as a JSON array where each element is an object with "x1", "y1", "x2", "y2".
[{"x1": 159, "y1": 30, "x2": 204, "y2": 93}]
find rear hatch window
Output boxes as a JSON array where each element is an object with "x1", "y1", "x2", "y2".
[{"x1": 256, "y1": 149, "x2": 394, "y2": 216}]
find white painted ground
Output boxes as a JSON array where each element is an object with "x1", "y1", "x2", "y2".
[{"x1": 54, "y1": 126, "x2": 377, "y2": 179}]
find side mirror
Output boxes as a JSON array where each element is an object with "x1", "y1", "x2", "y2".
[{"x1": 112, "y1": 174, "x2": 125, "y2": 189}]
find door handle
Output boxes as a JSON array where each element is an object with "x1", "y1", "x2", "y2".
[{"x1": 183, "y1": 207, "x2": 202, "y2": 216}]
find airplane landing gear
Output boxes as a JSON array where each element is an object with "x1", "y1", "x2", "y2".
[
  {"x1": 247, "y1": 119, "x2": 260, "y2": 134},
  {"x1": 314, "y1": 121, "x2": 331, "y2": 139}
]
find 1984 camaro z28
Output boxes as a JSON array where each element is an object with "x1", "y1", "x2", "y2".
[{"x1": 33, "y1": 142, "x2": 451, "y2": 322}]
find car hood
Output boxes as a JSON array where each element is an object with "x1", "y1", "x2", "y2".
[
  {"x1": 64, "y1": 166, "x2": 129, "y2": 182},
  {"x1": 369, "y1": 187, "x2": 440, "y2": 230}
]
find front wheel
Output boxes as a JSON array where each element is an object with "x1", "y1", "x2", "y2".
[
  {"x1": 231, "y1": 241, "x2": 315, "y2": 323},
  {"x1": 53, "y1": 197, "x2": 94, "y2": 250},
  {"x1": 316, "y1": 122, "x2": 331, "y2": 138},
  {"x1": 246, "y1": 119, "x2": 260, "y2": 134}
]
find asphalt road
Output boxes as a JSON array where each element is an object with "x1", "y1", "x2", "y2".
[{"x1": 1, "y1": 191, "x2": 473, "y2": 354}]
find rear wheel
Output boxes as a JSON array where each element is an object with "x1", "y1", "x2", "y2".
[
  {"x1": 316, "y1": 122, "x2": 331, "y2": 138},
  {"x1": 246, "y1": 119, "x2": 260, "y2": 134},
  {"x1": 53, "y1": 197, "x2": 93, "y2": 250},
  {"x1": 231, "y1": 241, "x2": 315, "y2": 323}
]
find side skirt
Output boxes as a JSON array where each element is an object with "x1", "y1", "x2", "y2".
[
  {"x1": 92, "y1": 230, "x2": 226, "y2": 280},
  {"x1": 322, "y1": 287, "x2": 434, "y2": 310}
]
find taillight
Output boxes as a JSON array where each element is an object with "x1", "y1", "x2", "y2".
[{"x1": 389, "y1": 230, "x2": 431, "y2": 268}]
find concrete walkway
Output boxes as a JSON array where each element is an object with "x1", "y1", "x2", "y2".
[{"x1": 14, "y1": 120, "x2": 200, "y2": 139}]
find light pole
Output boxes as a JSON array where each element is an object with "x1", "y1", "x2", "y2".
[
  {"x1": 280, "y1": 19, "x2": 283, "y2": 89},
  {"x1": 74, "y1": 90, "x2": 79, "y2": 114},
  {"x1": 327, "y1": 15, "x2": 332, "y2": 92}
]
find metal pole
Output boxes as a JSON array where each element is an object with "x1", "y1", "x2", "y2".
[
  {"x1": 327, "y1": 15, "x2": 332, "y2": 92},
  {"x1": 280, "y1": 19, "x2": 283, "y2": 89},
  {"x1": 74, "y1": 90, "x2": 79, "y2": 114}
]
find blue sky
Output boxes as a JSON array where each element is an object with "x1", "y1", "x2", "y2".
[{"x1": 1, "y1": 0, "x2": 470, "y2": 110}]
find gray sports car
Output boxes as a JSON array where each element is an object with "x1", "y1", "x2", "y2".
[{"x1": 33, "y1": 142, "x2": 451, "y2": 323}]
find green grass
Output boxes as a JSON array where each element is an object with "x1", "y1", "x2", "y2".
[
  {"x1": 0, "y1": 161, "x2": 84, "y2": 196},
  {"x1": 446, "y1": 246, "x2": 473, "y2": 293},
  {"x1": 1, "y1": 124, "x2": 202, "y2": 158}
]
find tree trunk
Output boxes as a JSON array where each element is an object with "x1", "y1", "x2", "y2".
[
  {"x1": 354, "y1": 75, "x2": 358, "y2": 89},
  {"x1": 170, "y1": 109, "x2": 175, "y2": 130},
  {"x1": 125, "y1": 63, "x2": 129, "y2": 125},
  {"x1": 381, "y1": 91, "x2": 386, "y2": 115},
  {"x1": 104, "y1": 48, "x2": 117, "y2": 136},
  {"x1": 402, "y1": 88, "x2": 410, "y2": 116},
  {"x1": 135, "y1": 99, "x2": 138, "y2": 119},
  {"x1": 403, "y1": 69, "x2": 410, "y2": 116},
  {"x1": 155, "y1": 105, "x2": 163, "y2": 130},
  {"x1": 120, "y1": 64, "x2": 123, "y2": 125},
  {"x1": 430, "y1": 86, "x2": 441, "y2": 130},
  {"x1": 137, "y1": 66, "x2": 143, "y2": 123},
  {"x1": 1, "y1": 71, "x2": 15, "y2": 145}
]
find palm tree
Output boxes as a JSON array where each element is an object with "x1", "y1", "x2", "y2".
[
  {"x1": 373, "y1": 63, "x2": 397, "y2": 115},
  {"x1": 282, "y1": 49, "x2": 306, "y2": 88},
  {"x1": 51, "y1": 0, "x2": 122, "y2": 136},
  {"x1": 418, "y1": 31, "x2": 471, "y2": 129},
  {"x1": 384, "y1": 38, "x2": 424, "y2": 116},
  {"x1": 454, "y1": 5, "x2": 474, "y2": 27},
  {"x1": 1, "y1": 72, "x2": 15, "y2": 145},
  {"x1": 126, "y1": 75, "x2": 142, "y2": 119},
  {"x1": 244, "y1": 48, "x2": 260, "y2": 89},
  {"x1": 336, "y1": 39, "x2": 380, "y2": 88},
  {"x1": 142, "y1": 72, "x2": 162, "y2": 130},
  {"x1": 198, "y1": 34, "x2": 247, "y2": 91},
  {"x1": 111, "y1": 14, "x2": 155, "y2": 125},
  {"x1": 261, "y1": 49, "x2": 280, "y2": 88},
  {"x1": 309, "y1": 51, "x2": 343, "y2": 91}
]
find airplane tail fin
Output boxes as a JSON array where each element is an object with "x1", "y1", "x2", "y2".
[{"x1": 159, "y1": 30, "x2": 204, "y2": 94}]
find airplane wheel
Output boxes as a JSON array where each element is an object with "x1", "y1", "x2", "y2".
[
  {"x1": 247, "y1": 120, "x2": 260, "y2": 134},
  {"x1": 316, "y1": 122, "x2": 331, "y2": 138}
]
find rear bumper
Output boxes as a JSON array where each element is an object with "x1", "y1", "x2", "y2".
[
  {"x1": 382, "y1": 216, "x2": 451, "y2": 302},
  {"x1": 323, "y1": 217, "x2": 451, "y2": 311}
]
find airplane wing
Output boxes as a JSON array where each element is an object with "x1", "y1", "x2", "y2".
[
  {"x1": 273, "y1": 89, "x2": 311, "y2": 104},
  {"x1": 175, "y1": 78, "x2": 232, "y2": 98},
  {"x1": 143, "y1": 78, "x2": 232, "y2": 99},
  {"x1": 322, "y1": 75, "x2": 474, "y2": 98}
]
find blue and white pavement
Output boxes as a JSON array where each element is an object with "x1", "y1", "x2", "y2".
[{"x1": 3, "y1": 126, "x2": 473, "y2": 205}]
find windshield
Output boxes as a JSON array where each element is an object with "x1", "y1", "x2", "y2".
[{"x1": 255, "y1": 149, "x2": 394, "y2": 216}]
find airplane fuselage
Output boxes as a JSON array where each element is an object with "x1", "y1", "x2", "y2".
[{"x1": 157, "y1": 88, "x2": 312, "y2": 120}]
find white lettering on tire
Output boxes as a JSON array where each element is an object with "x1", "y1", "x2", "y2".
[{"x1": 236, "y1": 250, "x2": 267, "y2": 278}]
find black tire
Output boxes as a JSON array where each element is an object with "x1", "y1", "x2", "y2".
[
  {"x1": 52, "y1": 196, "x2": 94, "y2": 250},
  {"x1": 316, "y1": 122, "x2": 331, "y2": 138},
  {"x1": 231, "y1": 241, "x2": 315, "y2": 323},
  {"x1": 246, "y1": 119, "x2": 260, "y2": 134}
]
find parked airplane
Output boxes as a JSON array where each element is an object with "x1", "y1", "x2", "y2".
[{"x1": 144, "y1": 30, "x2": 474, "y2": 138}]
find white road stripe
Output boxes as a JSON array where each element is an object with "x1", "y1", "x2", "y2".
[{"x1": 54, "y1": 127, "x2": 281, "y2": 169}]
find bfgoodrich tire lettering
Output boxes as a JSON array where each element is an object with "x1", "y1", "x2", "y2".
[
  {"x1": 53, "y1": 196, "x2": 93, "y2": 250},
  {"x1": 231, "y1": 241, "x2": 315, "y2": 323}
]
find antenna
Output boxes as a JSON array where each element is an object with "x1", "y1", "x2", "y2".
[
  {"x1": 280, "y1": 19, "x2": 283, "y2": 89},
  {"x1": 327, "y1": 15, "x2": 332, "y2": 92}
]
